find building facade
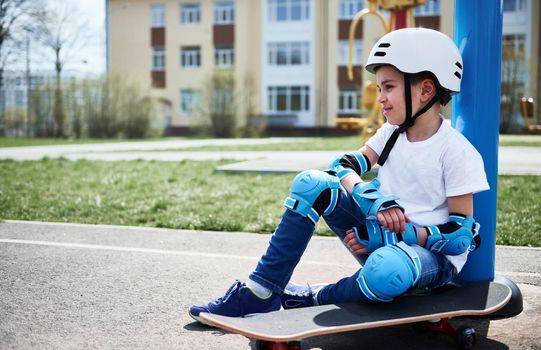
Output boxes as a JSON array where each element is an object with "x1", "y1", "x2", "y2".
[{"x1": 106, "y1": 0, "x2": 538, "y2": 133}]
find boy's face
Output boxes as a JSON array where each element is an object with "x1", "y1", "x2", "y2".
[{"x1": 375, "y1": 65, "x2": 422, "y2": 126}]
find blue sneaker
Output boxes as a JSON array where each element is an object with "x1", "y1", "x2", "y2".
[
  {"x1": 281, "y1": 282, "x2": 327, "y2": 309},
  {"x1": 189, "y1": 280, "x2": 281, "y2": 324}
]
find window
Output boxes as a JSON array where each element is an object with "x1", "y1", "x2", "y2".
[
  {"x1": 268, "y1": 42, "x2": 309, "y2": 65},
  {"x1": 152, "y1": 47, "x2": 166, "y2": 70},
  {"x1": 268, "y1": 0, "x2": 310, "y2": 22},
  {"x1": 338, "y1": 0, "x2": 363, "y2": 19},
  {"x1": 151, "y1": 4, "x2": 166, "y2": 27},
  {"x1": 181, "y1": 46, "x2": 201, "y2": 68},
  {"x1": 268, "y1": 86, "x2": 310, "y2": 112},
  {"x1": 15, "y1": 90, "x2": 25, "y2": 107},
  {"x1": 215, "y1": 47, "x2": 234, "y2": 67},
  {"x1": 180, "y1": 3, "x2": 201, "y2": 24},
  {"x1": 180, "y1": 89, "x2": 201, "y2": 113},
  {"x1": 503, "y1": 0, "x2": 526, "y2": 12},
  {"x1": 414, "y1": 0, "x2": 440, "y2": 16},
  {"x1": 338, "y1": 90, "x2": 361, "y2": 113},
  {"x1": 214, "y1": 1, "x2": 235, "y2": 24},
  {"x1": 337, "y1": 40, "x2": 362, "y2": 66}
]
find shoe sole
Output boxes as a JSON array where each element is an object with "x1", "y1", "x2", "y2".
[{"x1": 188, "y1": 310, "x2": 214, "y2": 327}]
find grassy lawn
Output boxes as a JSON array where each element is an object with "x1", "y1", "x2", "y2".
[{"x1": 1, "y1": 159, "x2": 539, "y2": 246}]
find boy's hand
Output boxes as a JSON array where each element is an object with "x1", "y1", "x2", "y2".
[
  {"x1": 377, "y1": 208, "x2": 409, "y2": 234},
  {"x1": 343, "y1": 228, "x2": 368, "y2": 256}
]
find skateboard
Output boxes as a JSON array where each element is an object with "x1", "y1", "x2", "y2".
[{"x1": 200, "y1": 281, "x2": 512, "y2": 350}]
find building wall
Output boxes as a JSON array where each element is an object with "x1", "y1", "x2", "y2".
[
  {"x1": 109, "y1": 1, "x2": 152, "y2": 88},
  {"x1": 261, "y1": 0, "x2": 315, "y2": 127},
  {"x1": 107, "y1": 0, "x2": 539, "y2": 132},
  {"x1": 235, "y1": 0, "x2": 262, "y2": 126}
]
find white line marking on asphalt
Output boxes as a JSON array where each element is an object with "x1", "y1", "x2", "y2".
[
  {"x1": 3, "y1": 238, "x2": 540, "y2": 278},
  {"x1": 0, "y1": 238, "x2": 353, "y2": 268},
  {"x1": 497, "y1": 271, "x2": 541, "y2": 278}
]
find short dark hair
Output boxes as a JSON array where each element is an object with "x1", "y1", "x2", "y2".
[
  {"x1": 410, "y1": 71, "x2": 438, "y2": 87},
  {"x1": 410, "y1": 70, "x2": 452, "y2": 105}
]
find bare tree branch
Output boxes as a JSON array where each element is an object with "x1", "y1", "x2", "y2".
[{"x1": 32, "y1": 0, "x2": 92, "y2": 137}]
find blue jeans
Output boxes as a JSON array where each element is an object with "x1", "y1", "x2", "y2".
[{"x1": 249, "y1": 185, "x2": 457, "y2": 304}]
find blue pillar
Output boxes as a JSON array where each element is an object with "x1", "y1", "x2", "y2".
[{"x1": 453, "y1": 1, "x2": 503, "y2": 281}]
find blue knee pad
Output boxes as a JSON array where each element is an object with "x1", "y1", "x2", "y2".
[
  {"x1": 356, "y1": 242, "x2": 421, "y2": 302},
  {"x1": 283, "y1": 170, "x2": 341, "y2": 224}
]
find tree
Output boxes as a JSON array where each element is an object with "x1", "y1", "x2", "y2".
[
  {"x1": 0, "y1": 0, "x2": 35, "y2": 133},
  {"x1": 199, "y1": 70, "x2": 238, "y2": 138},
  {"x1": 34, "y1": 0, "x2": 91, "y2": 137}
]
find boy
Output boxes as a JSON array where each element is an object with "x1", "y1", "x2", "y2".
[{"x1": 190, "y1": 28, "x2": 489, "y2": 320}]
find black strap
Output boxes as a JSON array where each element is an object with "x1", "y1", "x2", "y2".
[{"x1": 377, "y1": 74, "x2": 444, "y2": 166}]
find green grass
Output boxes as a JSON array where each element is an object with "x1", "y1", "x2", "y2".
[
  {"x1": 498, "y1": 134, "x2": 541, "y2": 147},
  {"x1": 496, "y1": 175, "x2": 541, "y2": 247},
  {"x1": 147, "y1": 137, "x2": 363, "y2": 152},
  {"x1": 498, "y1": 140, "x2": 541, "y2": 147},
  {"x1": 0, "y1": 158, "x2": 296, "y2": 234},
  {"x1": 0, "y1": 159, "x2": 539, "y2": 246}
]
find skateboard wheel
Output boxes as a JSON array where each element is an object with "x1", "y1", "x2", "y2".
[{"x1": 456, "y1": 326, "x2": 477, "y2": 349}]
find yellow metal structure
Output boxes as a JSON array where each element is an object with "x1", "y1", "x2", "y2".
[
  {"x1": 519, "y1": 97, "x2": 541, "y2": 133},
  {"x1": 336, "y1": 0, "x2": 424, "y2": 142},
  {"x1": 336, "y1": 0, "x2": 389, "y2": 141}
]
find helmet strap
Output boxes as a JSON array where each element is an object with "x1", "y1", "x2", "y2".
[{"x1": 377, "y1": 74, "x2": 445, "y2": 166}]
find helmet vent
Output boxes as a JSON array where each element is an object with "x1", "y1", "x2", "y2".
[
  {"x1": 378, "y1": 43, "x2": 391, "y2": 48},
  {"x1": 455, "y1": 62, "x2": 463, "y2": 69},
  {"x1": 454, "y1": 71, "x2": 462, "y2": 79},
  {"x1": 374, "y1": 52, "x2": 386, "y2": 57}
]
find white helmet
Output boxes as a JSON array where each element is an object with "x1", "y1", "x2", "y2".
[{"x1": 365, "y1": 27, "x2": 463, "y2": 94}]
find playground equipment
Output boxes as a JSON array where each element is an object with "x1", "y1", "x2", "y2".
[
  {"x1": 337, "y1": 0, "x2": 425, "y2": 141},
  {"x1": 519, "y1": 97, "x2": 541, "y2": 133}
]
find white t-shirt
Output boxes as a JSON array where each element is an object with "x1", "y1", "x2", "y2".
[{"x1": 365, "y1": 118, "x2": 490, "y2": 272}]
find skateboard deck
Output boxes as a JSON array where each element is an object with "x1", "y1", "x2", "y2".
[{"x1": 200, "y1": 281, "x2": 511, "y2": 342}]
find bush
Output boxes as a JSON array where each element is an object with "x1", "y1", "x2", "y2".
[
  {"x1": 29, "y1": 73, "x2": 158, "y2": 139},
  {"x1": 198, "y1": 70, "x2": 238, "y2": 138}
]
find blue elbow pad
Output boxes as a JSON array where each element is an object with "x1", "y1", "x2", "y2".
[
  {"x1": 425, "y1": 214, "x2": 480, "y2": 255},
  {"x1": 329, "y1": 151, "x2": 371, "y2": 180}
]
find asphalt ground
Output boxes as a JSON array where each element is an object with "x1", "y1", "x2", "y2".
[
  {"x1": 2, "y1": 137, "x2": 541, "y2": 349},
  {"x1": 1, "y1": 220, "x2": 540, "y2": 349}
]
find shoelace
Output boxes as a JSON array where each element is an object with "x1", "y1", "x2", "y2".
[{"x1": 216, "y1": 280, "x2": 243, "y2": 304}]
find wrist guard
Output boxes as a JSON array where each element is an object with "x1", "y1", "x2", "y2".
[
  {"x1": 401, "y1": 223, "x2": 419, "y2": 245},
  {"x1": 351, "y1": 178, "x2": 404, "y2": 218},
  {"x1": 352, "y1": 219, "x2": 399, "y2": 254},
  {"x1": 425, "y1": 214, "x2": 480, "y2": 255}
]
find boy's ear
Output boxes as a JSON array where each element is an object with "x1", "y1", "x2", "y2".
[{"x1": 420, "y1": 79, "x2": 436, "y2": 101}]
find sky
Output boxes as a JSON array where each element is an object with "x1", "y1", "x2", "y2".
[
  {"x1": 27, "y1": 0, "x2": 106, "y2": 76},
  {"x1": 68, "y1": 0, "x2": 107, "y2": 76}
]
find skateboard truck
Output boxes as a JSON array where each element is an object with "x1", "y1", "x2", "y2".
[
  {"x1": 255, "y1": 340, "x2": 301, "y2": 350},
  {"x1": 415, "y1": 318, "x2": 477, "y2": 350}
]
